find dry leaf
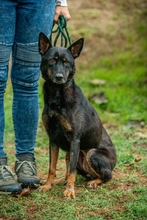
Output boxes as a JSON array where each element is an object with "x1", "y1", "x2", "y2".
[
  {"x1": 89, "y1": 79, "x2": 106, "y2": 86},
  {"x1": 12, "y1": 187, "x2": 31, "y2": 198}
]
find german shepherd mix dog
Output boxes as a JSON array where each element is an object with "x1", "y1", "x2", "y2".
[{"x1": 38, "y1": 32, "x2": 116, "y2": 198}]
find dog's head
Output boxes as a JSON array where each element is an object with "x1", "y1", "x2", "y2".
[{"x1": 38, "y1": 32, "x2": 84, "y2": 84}]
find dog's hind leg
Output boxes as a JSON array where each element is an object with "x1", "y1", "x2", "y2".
[
  {"x1": 87, "y1": 148, "x2": 113, "y2": 189},
  {"x1": 77, "y1": 149, "x2": 114, "y2": 189}
]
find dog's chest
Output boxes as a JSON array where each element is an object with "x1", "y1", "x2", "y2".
[
  {"x1": 45, "y1": 98, "x2": 72, "y2": 137},
  {"x1": 45, "y1": 84, "x2": 75, "y2": 129},
  {"x1": 43, "y1": 82, "x2": 78, "y2": 148},
  {"x1": 45, "y1": 105, "x2": 72, "y2": 151},
  {"x1": 49, "y1": 107, "x2": 72, "y2": 131}
]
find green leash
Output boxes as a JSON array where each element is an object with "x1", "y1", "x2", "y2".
[{"x1": 49, "y1": 15, "x2": 72, "y2": 47}]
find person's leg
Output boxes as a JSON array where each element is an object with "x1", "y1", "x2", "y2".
[
  {"x1": 11, "y1": 0, "x2": 55, "y2": 187},
  {"x1": 0, "y1": 0, "x2": 22, "y2": 194},
  {"x1": 0, "y1": 0, "x2": 16, "y2": 158}
]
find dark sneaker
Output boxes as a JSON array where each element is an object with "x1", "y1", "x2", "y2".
[
  {"x1": 0, "y1": 158, "x2": 22, "y2": 194},
  {"x1": 15, "y1": 154, "x2": 40, "y2": 188}
]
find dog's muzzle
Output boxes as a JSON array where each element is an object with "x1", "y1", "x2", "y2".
[{"x1": 54, "y1": 72, "x2": 65, "y2": 84}]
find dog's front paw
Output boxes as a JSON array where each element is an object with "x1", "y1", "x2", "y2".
[
  {"x1": 87, "y1": 179, "x2": 102, "y2": 189},
  {"x1": 63, "y1": 185, "x2": 75, "y2": 199},
  {"x1": 39, "y1": 184, "x2": 52, "y2": 192}
]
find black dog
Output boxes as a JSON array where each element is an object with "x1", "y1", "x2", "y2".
[{"x1": 38, "y1": 32, "x2": 116, "y2": 198}]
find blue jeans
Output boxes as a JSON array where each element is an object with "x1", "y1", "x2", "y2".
[{"x1": 0, "y1": 0, "x2": 55, "y2": 159}]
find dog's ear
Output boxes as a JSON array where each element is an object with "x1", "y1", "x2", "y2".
[
  {"x1": 39, "y1": 32, "x2": 52, "y2": 55},
  {"x1": 68, "y1": 38, "x2": 84, "y2": 59}
]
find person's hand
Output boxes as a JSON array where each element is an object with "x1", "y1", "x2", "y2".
[{"x1": 54, "y1": 6, "x2": 71, "y2": 23}]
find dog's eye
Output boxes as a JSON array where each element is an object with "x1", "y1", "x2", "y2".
[
  {"x1": 63, "y1": 59, "x2": 69, "y2": 64},
  {"x1": 49, "y1": 59, "x2": 56, "y2": 64}
]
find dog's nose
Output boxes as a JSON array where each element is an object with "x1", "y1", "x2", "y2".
[{"x1": 55, "y1": 73, "x2": 63, "y2": 81}]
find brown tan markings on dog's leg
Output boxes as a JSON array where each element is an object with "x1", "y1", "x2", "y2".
[
  {"x1": 39, "y1": 147, "x2": 59, "y2": 192},
  {"x1": 86, "y1": 149, "x2": 102, "y2": 189},
  {"x1": 53, "y1": 152, "x2": 70, "y2": 185},
  {"x1": 87, "y1": 179, "x2": 102, "y2": 189},
  {"x1": 63, "y1": 172, "x2": 76, "y2": 199}
]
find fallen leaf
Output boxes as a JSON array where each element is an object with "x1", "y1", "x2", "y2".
[
  {"x1": 89, "y1": 92, "x2": 108, "y2": 104},
  {"x1": 89, "y1": 79, "x2": 106, "y2": 86},
  {"x1": 135, "y1": 157, "x2": 141, "y2": 162},
  {"x1": 12, "y1": 187, "x2": 31, "y2": 198}
]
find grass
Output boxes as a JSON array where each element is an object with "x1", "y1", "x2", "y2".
[{"x1": 1, "y1": 0, "x2": 147, "y2": 219}]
